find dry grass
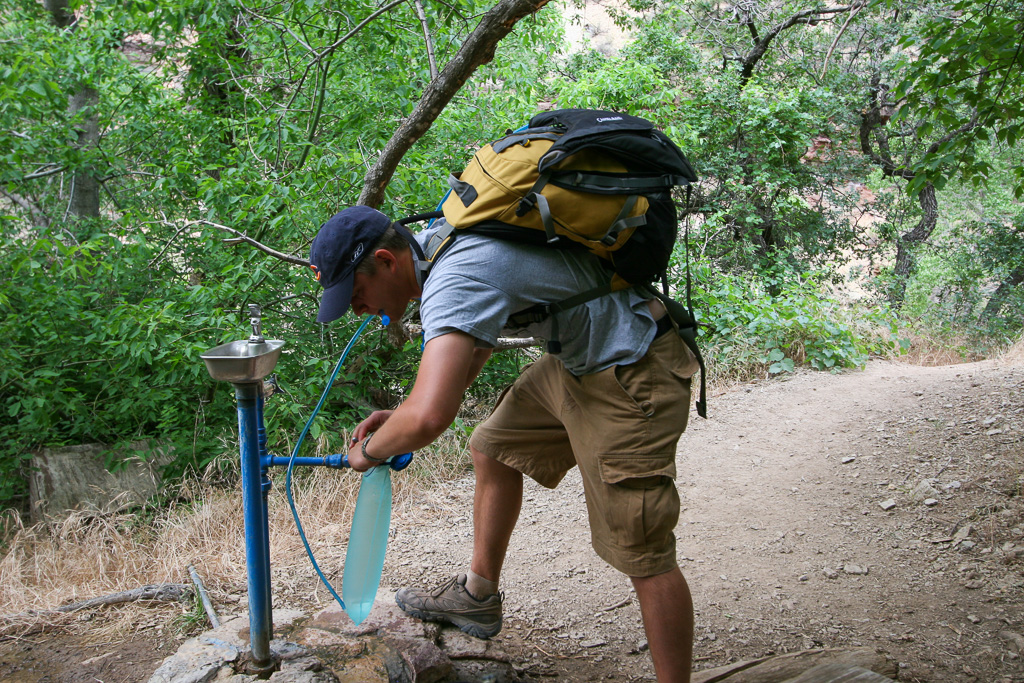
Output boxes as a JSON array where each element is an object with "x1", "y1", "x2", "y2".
[
  {"x1": 896, "y1": 329, "x2": 984, "y2": 366},
  {"x1": 1000, "y1": 332, "x2": 1024, "y2": 367},
  {"x1": 0, "y1": 429, "x2": 475, "y2": 639}
]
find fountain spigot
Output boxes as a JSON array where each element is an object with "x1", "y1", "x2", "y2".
[{"x1": 248, "y1": 304, "x2": 265, "y2": 344}]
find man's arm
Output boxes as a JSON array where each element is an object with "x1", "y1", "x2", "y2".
[
  {"x1": 466, "y1": 346, "x2": 493, "y2": 390},
  {"x1": 347, "y1": 330, "x2": 481, "y2": 470}
]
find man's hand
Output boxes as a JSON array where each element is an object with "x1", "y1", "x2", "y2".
[
  {"x1": 345, "y1": 411, "x2": 395, "y2": 472},
  {"x1": 352, "y1": 410, "x2": 394, "y2": 443},
  {"x1": 347, "y1": 435, "x2": 381, "y2": 472}
]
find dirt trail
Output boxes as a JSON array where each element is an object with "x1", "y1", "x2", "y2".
[
  {"x1": 2, "y1": 357, "x2": 1020, "y2": 682},
  {"x1": 386, "y1": 357, "x2": 1024, "y2": 682}
]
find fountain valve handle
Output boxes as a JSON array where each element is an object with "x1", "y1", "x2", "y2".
[{"x1": 248, "y1": 304, "x2": 265, "y2": 344}]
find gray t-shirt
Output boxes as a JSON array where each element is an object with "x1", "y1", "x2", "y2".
[{"x1": 414, "y1": 223, "x2": 658, "y2": 376}]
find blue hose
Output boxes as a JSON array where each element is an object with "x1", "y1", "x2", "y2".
[{"x1": 284, "y1": 314, "x2": 378, "y2": 611}]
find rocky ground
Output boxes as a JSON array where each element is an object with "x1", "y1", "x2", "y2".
[
  {"x1": 380, "y1": 357, "x2": 1024, "y2": 683},
  {"x1": 1, "y1": 356, "x2": 1021, "y2": 682}
]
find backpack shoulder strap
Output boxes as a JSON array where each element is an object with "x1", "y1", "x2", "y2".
[
  {"x1": 642, "y1": 284, "x2": 707, "y2": 419},
  {"x1": 423, "y1": 218, "x2": 457, "y2": 263},
  {"x1": 394, "y1": 213, "x2": 445, "y2": 288}
]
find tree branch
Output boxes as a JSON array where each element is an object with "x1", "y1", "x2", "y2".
[
  {"x1": 415, "y1": 0, "x2": 440, "y2": 81},
  {"x1": 738, "y1": 3, "x2": 863, "y2": 88},
  {"x1": 150, "y1": 218, "x2": 194, "y2": 268},
  {"x1": 294, "y1": 16, "x2": 345, "y2": 172},
  {"x1": 190, "y1": 220, "x2": 310, "y2": 267},
  {"x1": 0, "y1": 189, "x2": 51, "y2": 229},
  {"x1": 861, "y1": 73, "x2": 982, "y2": 181},
  {"x1": 358, "y1": 0, "x2": 551, "y2": 207},
  {"x1": 8, "y1": 164, "x2": 66, "y2": 182},
  {"x1": 859, "y1": 75, "x2": 904, "y2": 177},
  {"x1": 820, "y1": 2, "x2": 862, "y2": 79},
  {"x1": 316, "y1": 0, "x2": 409, "y2": 60}
]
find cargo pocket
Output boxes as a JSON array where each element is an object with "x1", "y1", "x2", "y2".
[
  {"x1": 598, "y1": 454, "x2": 676, "y2": 486},
  {"x1": 594, "y1": 454, "x2": 679, "y2": 556}
]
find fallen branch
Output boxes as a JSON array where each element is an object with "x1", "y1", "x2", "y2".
[
  {"x1": 56, "y1": 583, "x2": 192, "y2": 612},
  {"x1": 404, "y1": 323, "x2": 542, "y2": 351},
  {"x1": 0, "y1": 583, "x2": 192, "y2": 638},
  {"x1": 601, "y1": 595, "x2": 633, "y2": 611},
  {"x1": 188, "y1": 565, "x2": 221, "y2": 628}
]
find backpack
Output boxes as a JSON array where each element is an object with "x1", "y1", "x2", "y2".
[{"x1": 399, "y1": 108, "x2": 707, "y2": 417}]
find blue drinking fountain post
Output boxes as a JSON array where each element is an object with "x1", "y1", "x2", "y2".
[{"x1": 200, "y1": 305, "x2": 285, "y2": 672}]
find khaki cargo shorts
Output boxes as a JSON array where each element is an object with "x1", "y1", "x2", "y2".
[{"x1": 469, "y1": 331, "x2": 696, "y2": 577}]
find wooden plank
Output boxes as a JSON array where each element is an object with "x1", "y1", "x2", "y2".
[
  {"x1": 692, "y1": 647, "x2": 897, "y2": 683},
  {"x1": 784, "y1": 662, "x2": 896, "y2": 683}
]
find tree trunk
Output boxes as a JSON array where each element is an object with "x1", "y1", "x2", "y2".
[
  {"x1": 46, "y1": 0, "x2": 101, "y2": 223},
  {"x1": 981, "y1": 264, "x2": 1024, "y2": 321},
  {"x1": 43, "y1": 0, "x2": 73, "y2": 28},
  {"x1": 358, "y1": 0, "x2": 551, "y2": 207},
  {"x1": 889, "y1": 181, "x2": 937, "y2": 308},
  {"x1": 69, "y1": 86, "x2": 101, "y2": 220}
]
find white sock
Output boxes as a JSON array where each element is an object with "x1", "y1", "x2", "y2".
[{"x1": 465, "y1": 569, "x2": 498, "y2": 600}]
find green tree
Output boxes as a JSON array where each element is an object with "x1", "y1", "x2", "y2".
[
  {"x1": 568, "y1": 2, "x2": 870, "y2": 288},
  {"x1": 0, "y1": 0, "x2": 558, "y2": 508},
  {"x1": 856, "y1": 0, "x2": 1023, "y2": 308},
  {"x1": 895, "y1": 0, "x2": 1024, "y2": 197}
]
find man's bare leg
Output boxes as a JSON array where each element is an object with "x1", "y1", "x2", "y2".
[
  {"x1": 469, "y1": 445, "x2": 523, "y2": 584},
  {"x1": 631, "y1": 567, "x2": 694, "y2": 683}
]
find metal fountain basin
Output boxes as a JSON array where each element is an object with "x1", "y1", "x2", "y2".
[{"x1": 200, "y1": 339, "x2": 285, "y2": 383}]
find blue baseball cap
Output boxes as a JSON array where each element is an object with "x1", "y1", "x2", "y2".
[{"x1": 309, "y1": 206, "x2": 392, "y2": 323}]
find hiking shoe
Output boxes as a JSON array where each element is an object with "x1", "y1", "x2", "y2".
[{"x1": 395, "y1": 574, "x2": 503, "y2": 639}]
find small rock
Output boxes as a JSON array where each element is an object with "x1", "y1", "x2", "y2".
[
  {"x1": 1000, "y1": 631, "x2": 1024, "y2": 653},
  {"x1": 879, "y1": 499, "x2": 897, "y2": 511},
  {"x1": 953, "y1": 524, "x2": 974, "y2": 545},
  {"x1": 842, "y1": 456, "x2": 856, "y2": 464},
  {"x1": 271, "y1": 642, "x2": 310, "y2": 662},
  {"x1": 968, "y1": 615, "x2": 981, "y2": 624},
  {"x1": 924, "y1": 498, "x2": 939, "y2": 507},
  {"x1": 959, "y1": 541, "x2": 977, "y2": 552},
  {"x1": 438, "y1": 630, "x2": 487, "y2": 659},
  {"x1": 843, "y1": 564, "x2": 869, "y2": 576},
  {"x1": 944, "y1": 481, "x2": 962, "y2": 490},
  {"x1": 798, "y1": 574, "x2": 809, "y2": 582},
  {"x1": 278, "y1": 657, "x2": 321, "y2": 674},
  {"x1": 386, "y1": 635, "x2": 453, "y2": 683},
  {"x1": 580, "y1": 639, "x2": 607, "y2": 648},
  {"x1": 822, "y1": 568, "x2": 839, "y2": 580},
  {"x1": 331, "y1": 653, "x2": 388, "y2": 683},
  {"x1": 911, "y1": 479, "x2": 941, "y2": 503},
  {"x1": 964, "y1": 579, "x2": 985, "y2": 589}
]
